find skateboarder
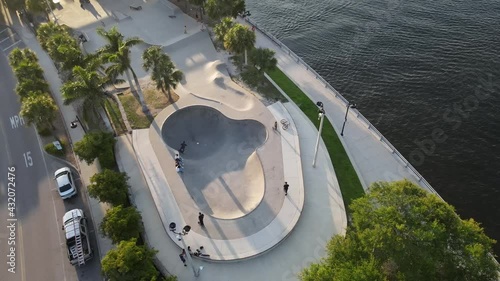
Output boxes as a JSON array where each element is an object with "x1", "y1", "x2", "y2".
[
  {"x1": 180, "y1": 141, "x2": 187, "y2": 154},
  {"x1": 198, "y1": 212, "x2": 205, "y2": 226},
  {"x1": 284, "y1": 182, "x2": 289, "y2": 195}
]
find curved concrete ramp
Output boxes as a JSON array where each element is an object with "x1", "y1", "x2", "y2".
[
  {"x1": 162, "y1": 30, "x2": 208, "y2": 53},
  {"x1": 161, "y1": 106, "x2": 267, "y2": 219}
]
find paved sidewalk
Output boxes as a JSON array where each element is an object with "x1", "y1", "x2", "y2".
[{"x1": 240, "y1": 18, "x2": 438, "y2": 194}]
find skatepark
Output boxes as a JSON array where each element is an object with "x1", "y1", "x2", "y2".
[{"x1": 44, "y1": 0, "x2": 347, "y2": 279}]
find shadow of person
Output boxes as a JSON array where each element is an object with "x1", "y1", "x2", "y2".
[{"x1": 84, "y1": 2, "x2": 102, "y2": 19}]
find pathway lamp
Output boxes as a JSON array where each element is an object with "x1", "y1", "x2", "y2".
[
  {"x1": 169, "y1": 222, "x2": 203, "y2": 277},
  {"x1": 340, "y1": 102, "x2": 357, "y2": 136},
  {"x1": 312, "y1": 101, "x2": 325, "y2": 167},
  {"x1": 44, "y1": 0, "x2": 59, "y2": 24},
  {"x1": 70, "y1": 115, "x2": 87, "y2": 133}
]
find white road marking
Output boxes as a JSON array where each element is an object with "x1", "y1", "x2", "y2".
[
  {"x1": 3, "y1": 40, "x2": 21, "y2": 51},
  {"x1": 0, "y1": 36, "x2": 14, "y2": 44},
  {"x1": 35, "y1": 128, "x2": 68, "y2": 281},
  {"x1": 0, "y1": 28, "x2": 8, "y2": 35},
  {"x1": 18, "y1": 224, "x2": 26, "y2": 281}
]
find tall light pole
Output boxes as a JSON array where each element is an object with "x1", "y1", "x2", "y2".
[
  {"x1": 44, "y1": 0, "x2": 58, "y2": 24},
  {"x1": 312, "y1": 101, "x2": 325, "y2": 167},
  {"x1": 169, "y1": 222, "x2": 203, "y2": 277},
  {"x1": 70, "y1": 115, "x2": 87, "y2": 134},
  {"x1": 340, "y1": 102, "x2": 357, "y2": 136}
]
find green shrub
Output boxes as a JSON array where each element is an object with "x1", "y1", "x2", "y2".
[
  {"x1": 44, "y1": 142, "x2": 64, "y2": 157},
  {"x1": 241, "y1": 66, "x2": 262, "y2": 88},
  {"x1": 98, "y1": 147, "x2": 117, "y2": 170},
  {"x1": 38, "y1": 127, "x2": 52, "y2": 136}
]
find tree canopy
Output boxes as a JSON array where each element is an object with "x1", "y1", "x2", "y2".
[
  {"x1": 214, "y1": 17, "x2": 234, "y2": 43},
  {"x1": 5, "y1": 0, "x2": 25, "y2": 11},
  {"x1": 9, "y1": 49, "x2": 48, "y2": 98},
  {"x1": 142, "y1": 46, "x2": 183, "y2": 97},
  {"x1": 101, "y1": 239, "x2": 158, "y2": 281},
  {"x1": 37, "y1": 22, "x2": 90, "y2": 72},
  {"x1": 97, "y1": 26, "x2": 147, "y2": 111},
  {"x1": 61, "y1": 65, "x2": 111, "y2": 113},
  {"x1": 73, "y1": 131, "x2": 116, "y2": 166},
  {"x1": 300, "y1": 180, "x2": 499, "y2": 281},
  {"x1": 88, "y1": 169, "x2": 129, "y2": 206},
  {"x1": 100, "y1": 205, "x2": 143, "y2": 244},
  {"x1": 249, "y1": 48, "x2": 277, "y2": 73},
  {"x1": 205, "y1": 0, "x2": 245, "y2": 20},
  {"x1": 20, "y1": 92, "x2": 58, "y2": 129},
  {"x1": 224, "y1": 23, "x2": 255, "y2": 54}
]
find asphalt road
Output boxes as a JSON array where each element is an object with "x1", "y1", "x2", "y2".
[{"x1": 0, "y1": 37, "x2": 102, "y2": 280}]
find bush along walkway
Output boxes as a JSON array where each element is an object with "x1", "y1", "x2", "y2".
[{"x1": 266, "y1": 69, "x2": 365, "y2": 210}]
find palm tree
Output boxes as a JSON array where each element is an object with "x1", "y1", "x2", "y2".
[
  {"x1": 61, "y1": 66, "x2": 115, "y2": 115},
  {"x1": 224, "y1": 24, "x2": 256, "y2": 65},
  {"x1": 214, "y1": 17, "x2": 234, "y2": 43},
  {"x1": 142, "y1": 46, "x2": 183, "y2": 100},
  {"x1": 96, "y1": 27, "x2": 148, "y2": 113}
]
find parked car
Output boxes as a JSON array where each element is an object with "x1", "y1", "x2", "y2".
[
  {"x1": 62, "y1": 209, "x2": 93, "y2": 265},
  {"x1": 54, "y1": 167, "x2": 77, "y2": 199}
]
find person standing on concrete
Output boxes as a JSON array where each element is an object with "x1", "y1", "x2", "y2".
[
  {"x1": 175, "y1": 153, "x2": 183, "y2": 166},
  {"x1": 284, "y1": 182, "x2": 289, "y2": 195},
  {"x1": 175, "y1": 163, "x2": 183, "y2": 173},
  {"x1": 179, "y1": 251, "x2": 187, "y2": 266},
  {"x1": 198, "y1": 212, "x2": 205, "y2": 226},
  {"x1": 180, "y1": 141, "x2": 187, "y2": 154}
]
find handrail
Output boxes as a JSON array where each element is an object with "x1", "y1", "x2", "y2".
[{"x1": 244, "y1": 17, "x2": 441, "y2": 199}]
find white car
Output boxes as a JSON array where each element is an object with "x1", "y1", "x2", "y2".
[{"x1": 54, "y1": 167, "x2": 77, "y2": 199}]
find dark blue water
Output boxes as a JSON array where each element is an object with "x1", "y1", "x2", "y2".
[{"x1": 247, "y1": 0, "x2": 500, "y2": 253}]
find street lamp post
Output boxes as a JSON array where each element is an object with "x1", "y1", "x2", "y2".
[
  {"x1": 44, "y1": 0, "x2": 58, "y2": 24},
  {"x1": 340, "y1": 102, "x2": 357, "y2": 136},
  {"x1": 70, "y1": 115, "x2": 87, "y2": 134},
  {"x1": 312, "y1": 101, "x2": 325, "y2": 167},
  {"x1": 169, "y1": 222, "x2": 202, "y2": 277}
]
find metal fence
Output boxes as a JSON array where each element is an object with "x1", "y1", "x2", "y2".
[{"x1": 244, "y1": 17, "x2": 441, "y2": 198}]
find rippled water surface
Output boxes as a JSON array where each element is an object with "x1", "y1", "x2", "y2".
[{"x1": 247, "y1": 0, "x2": 500, "y2": 253}]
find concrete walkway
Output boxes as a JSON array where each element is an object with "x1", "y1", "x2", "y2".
[{"x1": 240, "y1": 17, "x2": 439, "y2": 195}]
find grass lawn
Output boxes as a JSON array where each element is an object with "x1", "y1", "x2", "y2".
[
  {"x1": 267, "y1": 68, "x2": 365, "y2": 209},
  {"x1": 118, "y1": 82, "x2": 179, "y2": 129},
  {"x1": 105, "y1": 98, "x2": 127, "y2": 135}
]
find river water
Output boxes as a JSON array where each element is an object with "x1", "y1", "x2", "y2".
[{"x1": 247, "y1": 0, "x2": 500, "y2": 253}]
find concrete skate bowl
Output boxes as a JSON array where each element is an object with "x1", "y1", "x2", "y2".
[{"x1": 161, "y1": 106, "x2": 267, "y2": 219}]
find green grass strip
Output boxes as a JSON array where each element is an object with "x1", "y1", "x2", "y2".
[
  {"x1": 105, "y1": 98, "x2": 127, "y2": 135},
  {"x1": 267, "y1": 68, "x2": 365, "y2": 209}
]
